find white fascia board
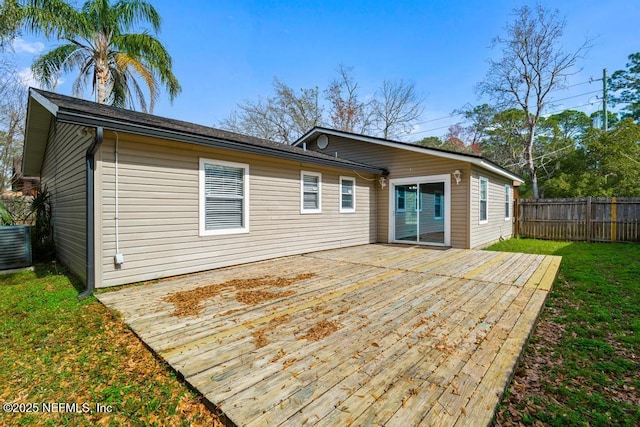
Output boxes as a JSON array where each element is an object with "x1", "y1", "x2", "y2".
[
  {"x1": 474, "y1": 159, "x2": 524, "y2": 183},
  {"x1": 22, "y1": 93, "x2": 57, "y2": 176},
  {"x1": 29, "y1": 89, "x2": 59, "y2": 116}
]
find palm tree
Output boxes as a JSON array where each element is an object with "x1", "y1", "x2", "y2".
[{"x1": 25, "y1": 0, "x2": 180, "y2": 112}]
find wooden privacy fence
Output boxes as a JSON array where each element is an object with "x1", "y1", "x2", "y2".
[{"x1": 515, "y1": 197, "x2": 640, "y2": 242}]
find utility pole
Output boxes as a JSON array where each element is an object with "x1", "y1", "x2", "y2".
[{"x1": 602, "y1": 68, "x2": 608, "y2": 131}]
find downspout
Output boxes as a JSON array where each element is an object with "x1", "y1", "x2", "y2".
[{"x1": 78, "y1": 126, "x2": 103, "y2": 299}]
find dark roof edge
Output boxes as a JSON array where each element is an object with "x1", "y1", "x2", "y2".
[
  {"x1": 295, "y1": 126, "x2": 524, "y2": 183},
  {"x1": 294, "y1": 126, "x2": 482, "y2": 159},
  {"x1": 53, "y1": 110, "x2": 385, "y2": 175}
]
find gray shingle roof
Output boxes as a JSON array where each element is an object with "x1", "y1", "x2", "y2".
[{"x1": 31, "y1": 89, "x2": 386, "y2": 175}]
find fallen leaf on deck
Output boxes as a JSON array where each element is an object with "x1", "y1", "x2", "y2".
[
  {"x1": 300, "y1": 320, "x2": 340, "y2": 341},
  {"x1": 283, "y1": 358, "x2": 297, "y2": 369},
  {"x1": 164, "y1": 273, "x2": 314, "y2": 316}
]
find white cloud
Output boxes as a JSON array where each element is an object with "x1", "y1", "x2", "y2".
[
  {"x1": 16, "y1": 67, "x2": 63, "y2": 89},
  {"x1": 11, "y1": 38, "x2": 45, "y2": 54},
  {"x1": 408, "y1": 123, "x2": 423, "y2": 134},
  {"x1": 17, "y1": 68, "x2": 40, "y2": 88}
]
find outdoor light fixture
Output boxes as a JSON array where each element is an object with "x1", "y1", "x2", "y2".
[
  {"x1": 453, "y1": 169, "x2": 462, "y2": 185},
  {"x1": 379, "y1": 176, "x2": 387, "y2": 188}
]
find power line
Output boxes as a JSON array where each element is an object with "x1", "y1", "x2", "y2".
[
  {"x1": 413, "y1": 112, "x2": 464, "y2": 125},
  {"x1": 564, "y1": 80, "x2": 595, "y2": 89},
  {"x1": 545, "y1": 101, "x2": 600, "y2": 115},
  {"x1": 411, "y1": 82, "x2": 600, "y2": 129},
  {"x1": 409, "y1": 100, "x2": 601, "y2": 138},
  {"x1": 548, "y1": 89, "x2": 600, "y2": 103}
]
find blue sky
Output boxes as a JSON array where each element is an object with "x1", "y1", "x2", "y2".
[{"x1": 10, "y1": 0, "x2": 640, "y2": 139}]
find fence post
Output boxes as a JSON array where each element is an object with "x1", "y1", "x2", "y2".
[
  {"x1": 611, "y1": 196, "x2": 617, "y2": 242},
  {"x1": 586, "y1": 197, "x2": 592, "y2": 242},
  {"x1": 514, "y1": 188, "x2": 520, "y2": 237}
]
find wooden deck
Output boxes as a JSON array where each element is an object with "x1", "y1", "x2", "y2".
[{"x1": 97, "y1": 245, "x2": 561, "y2": 426}]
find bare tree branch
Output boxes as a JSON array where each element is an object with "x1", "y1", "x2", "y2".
[
  {"x1": 476, "y1": 4, "x2": 590, "y2": 198},
  {"x1": 0, "y1": 56, "x2": 27, "y2": 192},
  {"x1": 372, "y1": 79, "x2": 424, "y2": 139},
  {"x1": 220, "y1": 79, "x2": 323, "y2": 144},
  {"x1": 325, "y1": 64, "x2": 371, "y2": 134},
  {"x1": 221, "y1": 65, "x2": 425, "y2": 143}
]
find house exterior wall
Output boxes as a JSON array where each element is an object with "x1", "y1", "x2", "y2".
[
  {"x1": 95, "y1": 133, "x2": 377, "y2": 288},
  {"x1": 40, "y1": 122, "x2": 90, "y2": 281},
  {"x1": 308, "y1": 136, "x2": 471, "y2": 248},
  {"x1": 469, "y1": 165, "x2": 514, "y2": 248}
]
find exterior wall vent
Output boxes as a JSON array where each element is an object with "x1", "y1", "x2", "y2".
[{"x1": 0, "y1": 226, "x2": 32, "y2": 270}]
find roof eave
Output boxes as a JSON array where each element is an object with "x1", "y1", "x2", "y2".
[
  {"x1": 475, "y1": 159, "x2": 524, "y2": 183},
  {"x1": 293, "y1": 127, "x2": 321, "y2": 146},
  {"x1": 54, "y1": 109, "x2": 385, "y2": 175},
  {"x1": 22, "y1": 90, "x2": 57, "y2": 176}
]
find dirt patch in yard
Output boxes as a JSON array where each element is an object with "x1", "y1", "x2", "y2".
[{"x1": 164, "y1": 274, "x2": 314, "y2": 317}]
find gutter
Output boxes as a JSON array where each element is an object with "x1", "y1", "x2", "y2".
[{"x1": 78, "y1": 126, "x2": 103, "y2": 300}]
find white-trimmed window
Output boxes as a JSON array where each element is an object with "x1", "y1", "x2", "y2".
[
  {"x1": 340, "y1": 176, "x2": 356, "y2": 213},
  {"x1": 434, "y1": 190, "x2": 443, "y2": 219},
  {"x1": 301, "y1": 171, "x2": 322, "y2": 213},
  {"x1": 199, "y1": 158, "x2": 249, "y2": 236},
  {"x1": 504, "y1": 184, "x2": 511, "y2": 220},
  {"x1": 479, "y1": 176, "x2": 488, "y2": 223},
  {"x1": 396, "y1": 187, "x2": 406, "y2": 212}
]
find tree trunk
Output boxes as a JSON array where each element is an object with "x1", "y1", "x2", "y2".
[
  {"x1": 530, "y1": 167, "x2": 539, "y2": 199},
  {"x1": 0, "y1": 111, "x2": 18, "y2": 192},
  {"x1": 95, "y1": 58, "x2": 109, "y2": 105},
  {"x1": 526, "y1": 128, "x2": 540, "y2": 198}
]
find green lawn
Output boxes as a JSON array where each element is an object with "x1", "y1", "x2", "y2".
[
  {"x1": 0, "y1": 264, "x2": 221, "y2": 427},
  {"x1": 487, "y1": 239, "x2": 640, "y2": 426}
]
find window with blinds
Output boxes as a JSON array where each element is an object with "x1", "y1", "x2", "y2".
[
  {"x1": 504, "y1": 184, "x2": 511, "y2": 220},
  {"x1": 479, "y1": 176, "x2": 488, "y2": 224},
  {"x1": 199, "y1": 159, "x2": 249, "y2": 235},
  {"x1": 301, "y1": 171, "x2": 321, "y2": 213},
  {"x1": 340, "y1": 176, "x2": 355, "y2": 213}
]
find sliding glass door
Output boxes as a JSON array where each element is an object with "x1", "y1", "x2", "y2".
[{"x1": 393, "y1": 179, "x2": 447, "y2": 245}]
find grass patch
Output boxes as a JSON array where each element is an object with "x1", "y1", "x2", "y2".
[
  {"x1": 0, "y1": 264, "x2": 222, "y2": 426},
  {"x1": 487, "y1": 239, "x2": 640, "y2": 426}
]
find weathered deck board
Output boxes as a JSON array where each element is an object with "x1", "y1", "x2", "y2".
[{"x1": 96, "y1": 244, "x2": 560, "y2": 427}]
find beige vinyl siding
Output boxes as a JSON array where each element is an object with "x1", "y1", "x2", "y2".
[
  {"x1": 96, "y1": 133, "x2": 376, "y2": 287},
  {"x1": 310, "y1": 136, "x2": 470, "y2": 248},
  {"x1": 469, "y1": 166, "x2": 514, "y2": 248},
  {"x1": 40, "y1": 122, "x2": 90, "y2": 280}
]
